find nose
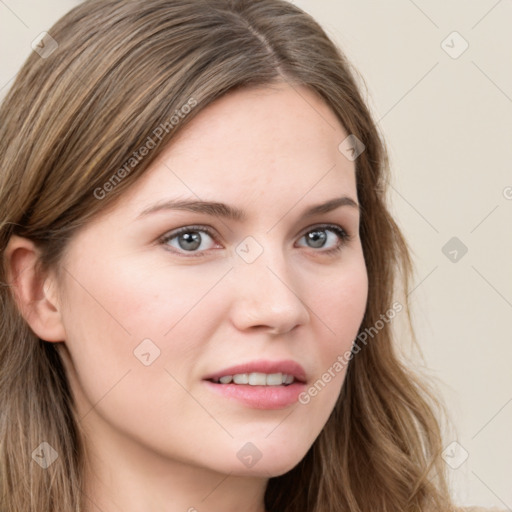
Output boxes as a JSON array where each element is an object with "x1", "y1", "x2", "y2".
[{"x1": 228, "y1": 247, "x2": 311, "y2": 335}]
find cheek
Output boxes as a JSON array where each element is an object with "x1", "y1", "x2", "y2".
[
  {"x1": 312, "y1": 255, "x2": 368, "y2": 353},
  {"x1": 57, "y1": 258, "x2": 225, "y2": 452},
  {"x1": 58, "y1": 256, "x2": 230, "y2": 387},
  {"x1": 104, "y1": 258, "x2": 232, "y2": 338},
  {"x1": 63, "y1": 253, "x2": 228, "y2": 336},
  {"x1": 299, "y1": 256, "x2": 367, "y2": 408}
]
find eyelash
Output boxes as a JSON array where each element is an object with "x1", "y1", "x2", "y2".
[{"x1": 159, "y1": 223, "x2": 352, "y2": 258}]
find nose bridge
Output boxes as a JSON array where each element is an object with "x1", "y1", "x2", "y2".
[
  {"x1": 235, "y1": 233, "x2": 291, "y2": 289},
  {"x1": 229, "y1": 234, "x2": 310, "y2": 333}
]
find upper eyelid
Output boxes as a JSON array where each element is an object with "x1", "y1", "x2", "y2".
[{"x1": 160, "y1": 224, "x2": 217, "y2": 241}]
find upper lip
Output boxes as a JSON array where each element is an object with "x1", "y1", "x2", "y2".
[{"x1": 203, "y1": 359, "x2": 307, "y2": 383}]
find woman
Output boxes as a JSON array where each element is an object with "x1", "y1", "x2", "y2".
[{"x1": 0, "y1": 1, "x2": 501, "y2": 511}]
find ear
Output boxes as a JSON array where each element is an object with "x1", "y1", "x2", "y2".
[{"x1": 4, "y1": 235, "x2": 66, "y2": 342}]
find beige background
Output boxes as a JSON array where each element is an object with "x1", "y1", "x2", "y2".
[{"x1": 1, "y1": 1, "x2": 511, "y2": 508}]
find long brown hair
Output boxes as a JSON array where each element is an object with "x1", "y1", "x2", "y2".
[{"x1": 0, "y1": 1, "x2": 458, "y2": 510}]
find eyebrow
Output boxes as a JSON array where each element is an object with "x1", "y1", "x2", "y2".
[{"x1": 137, "y1": 196, "x2": 359, "y2": 222}]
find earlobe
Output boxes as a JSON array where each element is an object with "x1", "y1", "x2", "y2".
[{"x1": 4, "y1": 235, "x2": 66, "y2": 342}]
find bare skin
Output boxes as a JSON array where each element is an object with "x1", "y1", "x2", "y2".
[{"x1": 6, "y1": 82, "x2": 368, "y2": 512}]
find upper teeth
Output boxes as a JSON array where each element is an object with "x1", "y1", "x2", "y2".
[{"x1": 214, "y1": 372, "x2": 295, "y2": 386}]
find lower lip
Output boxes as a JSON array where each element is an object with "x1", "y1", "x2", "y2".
[{"x1": 203, "y1": 380, "x2": 306, "y2": 410}]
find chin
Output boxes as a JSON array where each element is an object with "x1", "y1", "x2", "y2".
[
  {"x1": 224, "y1": 437, "x2": 313, "y2": 478},
  {"x1": 227, "y1": 457, "x2": 304, "y2": 478}
]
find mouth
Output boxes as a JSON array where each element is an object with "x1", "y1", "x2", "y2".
[
  {"x1": 207, "y1": 372, "x2": 297, "y2": 386},
  {"x1": 202, "y1": 360, "x2": 307, "y2": 410}
]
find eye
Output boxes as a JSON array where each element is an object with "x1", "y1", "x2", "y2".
[
  {"x1": 159, "y1": 223, "x2": 351, "y2": 257},
  {"x1": 160, "y1": 225, "x2": 219, "y2": 255},
  {"x1": 296, "y1": 224, "x2": 351, "y2": 254}
]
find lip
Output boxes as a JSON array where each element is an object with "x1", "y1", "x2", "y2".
[
  {"x1": 203, "y1": 380, "x2": 306, "y2": 410},
  {"x1": 202, "y1": 359, "x2": 307, "y2": 383},
  {"x1": 202, "y1": 359, "x2": 307, "y2": 410}
]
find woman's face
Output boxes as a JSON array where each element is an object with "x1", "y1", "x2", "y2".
[{"x1": 55, "y1": 82, "x2": 368, "y2": 478}]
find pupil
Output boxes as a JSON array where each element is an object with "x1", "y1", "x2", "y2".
[
  {"x1": 307, "y1": 230, "x2": 326, "y2": 248},
  {"x1": 179, "y1": 231, "x2": 201, "y2": 250}
]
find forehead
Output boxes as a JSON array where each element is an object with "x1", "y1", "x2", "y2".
[
  {"x1": 112, "y1": 83, "x2": 358, "y2": 221},
  {"x1": 166, "y1": 82, "x2": 350, "y2": 166}
]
